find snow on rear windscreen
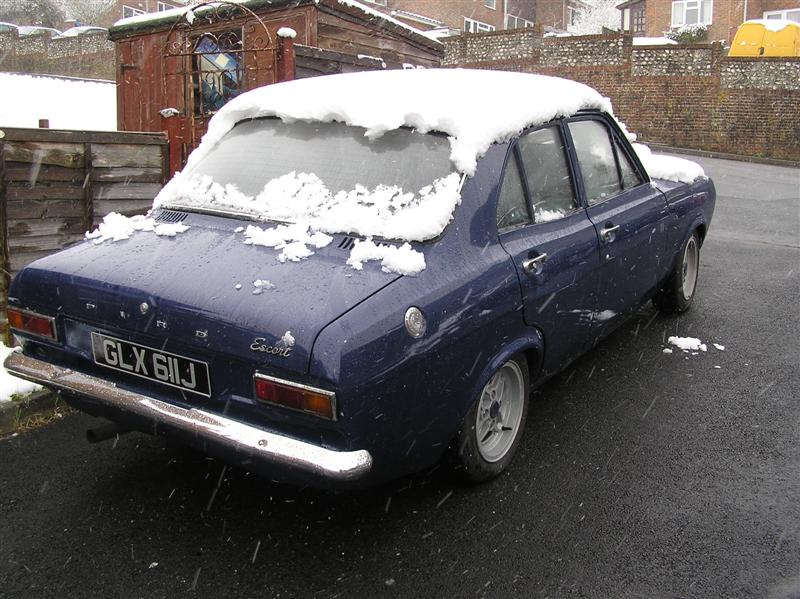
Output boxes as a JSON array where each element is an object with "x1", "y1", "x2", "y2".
[{"x1": 155, "y1": 119, "x2": 461, "y2": 242}]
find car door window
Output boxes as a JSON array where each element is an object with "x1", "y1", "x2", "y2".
[
  {"x1": 568, "y1": 120, "x2": 623, "y2": 206},
  {"x1": 517, "y1": 127, "x2": 578, "y2": 223},
  {"x1": 615, "y1": 138, "x2": 643, "y2": 190},
  {"x1": 496, "y1": 152, "x2": 531, "y2": 232}
]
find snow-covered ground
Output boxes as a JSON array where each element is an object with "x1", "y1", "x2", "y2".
[
  {"x1": 0, "y1": 343, "x2": 42, "y2": 403},
  {"x1": 0, "y1": 73, "x2": 116, "y2": 131}
]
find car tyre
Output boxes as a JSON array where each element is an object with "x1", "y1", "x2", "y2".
[
  {"x1": 449, "y1": 355, "x2": 530, "y2": 482},
  {"x1": 653, "y1": 230, "x2": 701, "y2": 314}
]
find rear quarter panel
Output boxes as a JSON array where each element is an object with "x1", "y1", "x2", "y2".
[
  {"x1": 309, "y1": 144, "x2": 545, "y2": 481},
  {"x1": 657, "y1": 177, "x2": 716, "y2": 264}
]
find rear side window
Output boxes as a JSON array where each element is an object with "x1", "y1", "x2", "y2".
[
  {"x1": 496, "y1": 154, "x2": 531, "y2": 232},
  {"x1": 568, "y1": 120, "x2": 622, "y2": 206},
  {"x1": 616, "y1": 138, "x2": 643, "y2": 190},
  {"x1": 517, "y1": 127, "x2": 578, "y2": 222}
]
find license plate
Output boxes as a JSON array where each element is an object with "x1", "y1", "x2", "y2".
[{"x1": 91, "y1": 332, "x2": 211, "y2": 397}]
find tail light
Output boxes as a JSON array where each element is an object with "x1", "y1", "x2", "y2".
[
  {"x1": 254, "y1": 374, "x2": 336, "y2": 421},
  {"x1": 7, "y1": 307, "x2": 57, "y2": 341}
]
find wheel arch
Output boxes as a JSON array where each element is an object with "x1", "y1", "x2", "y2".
[
  {"x1": 470, "y1": 327, "x2": 544, "y2": 411},
  {"x1": 694, "y1": 221, "x2": 708, "y2": 247}
]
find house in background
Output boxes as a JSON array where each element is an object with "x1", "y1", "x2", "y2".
[
  {"x1": 535, "y1": 0, "x2": 594, "y2": 32},
  {"x1": 618, "y1": 0, "x2": 800, "y2": 43},
  {"x1": 66, "y1": 0, "x2": 186, "y2": 29},
  {"x1": 360, "y1": 0, "x2": 536, "y2": 34}
]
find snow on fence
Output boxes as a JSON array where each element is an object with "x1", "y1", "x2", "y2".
[{"x1": 0, "y1": 128, "x2": 168, "y2": 342}]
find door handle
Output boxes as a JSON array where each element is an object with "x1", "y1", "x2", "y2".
[
  {"x1": 601, "y1": 224, "x2": 620, "y2": 242},
  {"x1": 522, "y1": 252, "x2": 548, "y2": 275}
]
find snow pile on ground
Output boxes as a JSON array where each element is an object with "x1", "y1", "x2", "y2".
[
  {"x1": 668, "y1": 336, "x2": 708, "y2": 352},
  {"x1": 0, "y1": 73, "x2": 116, "y2": 131},
  {"x1": 85, "y1": 213, "x2": 189, "y2": 244},
  {"x1": 633, "y1": 143, "x2": 705, "y2": 184},
  {"x1": 0, "y1": 344, "x2": 42, "y2": 402},
  {"x1": 185, "y1": 69, "x2": 612, "y2": 177}
]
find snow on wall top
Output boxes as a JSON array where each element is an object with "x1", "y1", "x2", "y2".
[
  {"x1": 186, "y1": 68, "x2": 613, "y2": 176},
  {"x1": 632, "y1": 37, "x2": 677, "y2": 46}
]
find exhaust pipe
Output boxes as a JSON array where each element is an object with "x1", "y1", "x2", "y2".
[{"x1": 86, "y1": 420, "x2": 130, "y2": 443}]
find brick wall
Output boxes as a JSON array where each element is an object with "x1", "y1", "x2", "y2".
[
  {"x1": 442, "y1": 29, "x2": 800, "y2": 162},
  {"x1": 0, "y1": 31, "x2": 114, "y2": 80}
]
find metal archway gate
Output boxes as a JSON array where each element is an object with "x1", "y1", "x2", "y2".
[{"x1": 161, "y1": 1, "x2": 277, "y2": 171}]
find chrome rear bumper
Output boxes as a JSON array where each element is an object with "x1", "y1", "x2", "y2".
[{"x1": 4, "y1": 351, "x2": 373, "y2": 483}]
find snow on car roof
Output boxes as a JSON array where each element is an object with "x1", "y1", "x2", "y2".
[{"x1": 189, "y1": 68, "x2": 613, "y2": 176}]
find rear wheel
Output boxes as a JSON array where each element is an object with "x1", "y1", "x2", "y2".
[
  {"x1": 450, "y1": 355, "x2": 530, "y2": 482},
  {"x1": 653, "y1": 230, "x2": 701, "y2": 314}
]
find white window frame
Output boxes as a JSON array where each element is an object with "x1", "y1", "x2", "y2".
[
  {"x1": 485, "y1": 0, "x2": 497, "y2": 9},
  {"x1": 506, "y1": 14, "x2": 534, "y2": 29},
  {"x1": 671, "y1": 0, "x2": 713, "y2": 27},
  {"x1": 363, "y1": 0, "x2": 387, "y2": 5},
  {"x1": 156, "y1": 1, "x2": 171, "y2": 11},
  {"x1": 763, "y1": 9, "x2": 800, "y2": 22},
  {"x1": 122, "y1": 5, "x2": 145, "y2": 18},
  {"x1": 567, "y1": 5, "x2": 583, "y2": 27},
  {"x1": 464, "y1": 17, "x2": 495, "y2": 33}
]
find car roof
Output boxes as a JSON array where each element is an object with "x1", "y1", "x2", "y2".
[{"x1": 190, "y1": 69, "x2": 612, "y2": 177}]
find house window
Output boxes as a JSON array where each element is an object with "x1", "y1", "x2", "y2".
[
  {"x1": 763, "y1": 9, "x2": 800, "y2": 22},
  {"x1": 567, "y1": 5, "x2": 583, "y2": 27},
  {"x1": 671, "y1": 0, "x2": 713, "y2": 26},
  {"x1": 122, "y1": 5, "x2": 145, "y2": 18},
  {"x1": 192, "y1": 30, "x2": 244, "y2": 117},
  {"x1": 485, "y1": 0, "x2": 496, "y2": 9},
  {"x1": 632, "y1": 3, "x2": 646, "y2": 32},
  {"x1": 506, "y1": 14, "x2": 534, "y2": 29},
  {"x1": 464, "y1": 18, "x2": 495, "y2": 33},
  {"x1": 157, "y1": 1, "x2": 171, "y2": 11}
]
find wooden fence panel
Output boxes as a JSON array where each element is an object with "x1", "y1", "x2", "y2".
[{"x1": 0, "y1": 127, "x2": 168, "y2": 343}]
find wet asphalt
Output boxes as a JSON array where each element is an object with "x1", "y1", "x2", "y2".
[{"x1": 0, "y1": 155, "x2": 798, "y2": 598}]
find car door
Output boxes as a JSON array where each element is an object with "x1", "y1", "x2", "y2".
[
  {"x1": 497, "y1": 125, "x2": 601, "y2": 376},
  {"x1": 565, "y1": 116, "x2": 670, "y2": 335}
]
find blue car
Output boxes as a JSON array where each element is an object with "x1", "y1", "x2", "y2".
[{"x1": 4, "y1": 70, "x2": 715, "y2": 488}]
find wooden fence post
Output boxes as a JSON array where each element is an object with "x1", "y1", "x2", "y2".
[
  {"x1": 83, "y1": 143, "x2": 94, "y2": 233},
  {"x1": 277, "y1": 35, "x2": 295, "y2": 83}
]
